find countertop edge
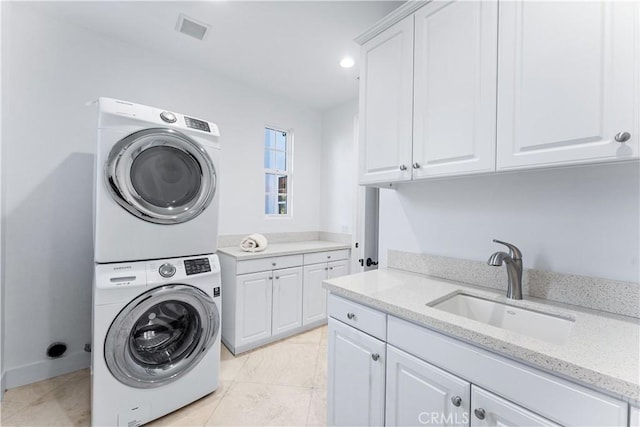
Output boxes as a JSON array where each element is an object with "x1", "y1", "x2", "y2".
[
  {"x1": 217, "y1": 241, "x2": 351, "y2": 260},
  {"x1": 324, "y1": 283, "x2": 640, "y2": 405}
]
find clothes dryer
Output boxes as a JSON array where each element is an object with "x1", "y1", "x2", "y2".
[
  {"x1": 92, "y1": 254, "x2": 221, "y2": 426},
  {"x1": 94, "y1": 98, "x2": 220, "y2": 263}
]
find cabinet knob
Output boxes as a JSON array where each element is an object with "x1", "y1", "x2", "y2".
[
  {"x1": 329, "y1": 267, "x2": 333, "y2": 270},
  {"x1": 272, "y1": 262, "x2": 276, "y2": 266},
  {"x1": 327, "y1": 256, "x2": 331, "y2": 259},
  {"x1": 346, "y1": 312, "x2": 356, "y2": 320},
  {"x1": 412, "y1": 162, "x2": 421, "y2": 169},
  {"x1": 615, "y1": 131, "x2": 631, "y2": 143},
  {"x1": 371, "y1": 353, "x2": 380, "y2": 361},
  {"x1": 399, "y1": 164, "x2": 408, "y2": 171},
  {"x1": 325, "y1": 267, "x2": 328, "y2": 271},
  {"x1": 269, "y1": 276, "x2": 273, "y2": 280},
  {"x1": 474, "y1": 408, "x2": 486, "y2": 420},
  {"x1": 451, "y1": 395, "x2": 462, "y2": 407},
  {"x1": 275, "y1": 276, "x2": 280, "y2": 279}
]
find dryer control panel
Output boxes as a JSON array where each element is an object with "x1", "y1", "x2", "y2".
[{"x1": 184, "y1": 257, "x2": 211, "y2": 275}]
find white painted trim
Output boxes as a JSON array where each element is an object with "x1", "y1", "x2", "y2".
[
  {"x1": 354, "y1": 0, "x2": 430, "y2": 45},
  {"x1": 4, "y1": 351, "x2": 90, "y2": 390},
  {"x1": 0, "y1": 0, "x2": 4, "y2": 402}
]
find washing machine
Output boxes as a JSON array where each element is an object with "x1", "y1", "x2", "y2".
[
  {"x1": 92, "y1": 254, "x2": 221, "y2": 426},
  {"x1": 94, "y1": 98, "x2": 220, "y2": 263}
]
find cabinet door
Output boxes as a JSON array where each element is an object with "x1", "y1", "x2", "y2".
[
  {"x1": 327, "y1": 259, "x2": 349, "y2": 279},
  {"x1": 328, "y1": 318, "x2": 386, "y2": 426},
  {"x1": 497, "y1": 1, "x2": 639, "y2": 169},
  {"x1": 470, "y1": 386, "x2": 560, "y2": 427},
  {"x1": 630, "y1": 405, "x2": 640, "y2": 427},
  {"x1": 302, "y1": 263, "x2": 328, "y2": 326},
  {"x1": 236, "y1": 271, "x2": 272, "y2": 346},
  {"x1": 412, "y1": 1, "x2": 497, "y2": 178},
  {"x1": 386, "y1": 346, "x2": 471, "y2": 427},
  {"x1": 359, "y1": 15, "x2": 414, "y2": 184},
  {"x1": 272, "y1": 266, "x2": 303, "y2": 336}
]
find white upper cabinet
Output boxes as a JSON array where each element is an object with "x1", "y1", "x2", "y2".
[
  {"x1": 412, "y1": 1, "x2": 498, "y2": 178},
  {"x1": 359, "y1": 15, "x2": 414, "y2": 184},
  {"x1": 357, "y1": 0, "x2": 638, "y2": 184},
  {"x1": 496, "y1": 1, "x2": 639, "y2": 169}
]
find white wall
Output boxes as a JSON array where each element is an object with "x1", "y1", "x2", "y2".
[
  {"x1": 379, "y1": 162, "x2": 640, "y2": 283},
  {"x1": 320, "y1": 99, "x2": 358, "y2": 234},
  {"x1": 1, "y1": 3, "x2": 322, "y2": 387}
]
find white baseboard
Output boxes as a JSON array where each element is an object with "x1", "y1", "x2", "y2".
[{"x1": 4, "y1": 351, "x2": 90, "y2": 389}]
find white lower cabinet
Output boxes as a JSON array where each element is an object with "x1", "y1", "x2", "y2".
[
  {"x1": 271, "y1": 267, "x2": 303, "y2": 335},
  {"x1": 303, "y1": 259, "x2": 349, "y2": 325},
  {"x1": 220, "y1": 249, "x2": 349, "y2": 354},
  {"x1": 470, "y1": 386, "x2": 559, "y2": 427},
  {"x1": 236, "y1": 271, "x2": 273, "y2": 346},
  {"x1": 236, "y1": 266, "x2": 302, "y2": 347},
  {"x1": 328, "y1": 317, "x2": 386, "y2": 426},
  {"x1": 386, "y1": 345, "x2": 470, "y2": 427},
  {"x1": 386, "y1": 345, "x2": 560, "y2": 427},
  {"x1": 327, "y1": 294, "x2": 630, "y2": 427},
  {"x1": 630, "y1": 406, "x2": 640, "y2": 427}
]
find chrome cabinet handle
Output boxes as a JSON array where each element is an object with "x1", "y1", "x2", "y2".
[
  {"x1": 371, "y1": 353, "x2": 380, "y2": 361},
  {"x1": 412, "y1": 162, "x2": 421, "y2": 169},
  {"x1": 451, "y1": 396, "x2": 462, "y2": 407},
  {"x1": 615, "y1": 132, "x2": 631, "y2": 143},
  {"x1": 399, "y1": 164, "x2": 408, "y2": 171},
  {"x1": 346, "y1": 312, "x2": 355, "y2": 320},
  {"x1": 474, "y1": 408, "x2": 486, "y2": 420}
]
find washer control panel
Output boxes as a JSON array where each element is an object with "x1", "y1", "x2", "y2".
[
  {"x1": 184, "y1": 258, "x2": 211, "y2": 276},
  {"x1": 184, "y1": 116, "x2": 211, "y2": 133},
  {"x1": 158, "y1": 262, "x2": 176, "y2": 278}
]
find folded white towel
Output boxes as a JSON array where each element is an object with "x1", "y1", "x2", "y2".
[{"x1": 240, "y1": 234, "x2": 268, "y2": 252}]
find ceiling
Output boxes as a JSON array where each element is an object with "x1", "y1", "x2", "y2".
[{"x1": 26, "y1": 1, "x2": 403, "y2": 111}]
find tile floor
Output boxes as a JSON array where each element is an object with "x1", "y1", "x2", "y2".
[{"x1": 0, "y1": 326, "x2": 328, "y2": 426}]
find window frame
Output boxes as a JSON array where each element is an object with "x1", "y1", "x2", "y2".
[{"x1": 264, "y1": 125, "x2": 293, "y2": 218}]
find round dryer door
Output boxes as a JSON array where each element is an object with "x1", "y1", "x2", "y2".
[
  {"x1": 106, "y1": 128, "x2": 216, "y2": 224},
  {"x1": 104, "y1": 285, "x2": 219, "y2": 389}
]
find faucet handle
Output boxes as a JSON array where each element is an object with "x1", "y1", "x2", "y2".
[{"x1": 492, "y1": 239, "x2": 522, "y2": 260}]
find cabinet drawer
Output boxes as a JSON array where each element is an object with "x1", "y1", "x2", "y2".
[
  {"x1": 304, "y1": 249, "x2": 349, "y2": 265},
  {"x1": 328, "y1": 294, "x2": 386, "y2": 340},
  {"x1": 237, "y1": 254, "x2": 303, "y2": 275},
  {"x1": 388, "y1": 316, "x2": 628, "y2": 426}
]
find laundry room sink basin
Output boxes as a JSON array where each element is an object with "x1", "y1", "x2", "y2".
[{"x1": 429, "y1": 293, "x2": 574, "y2": 345}]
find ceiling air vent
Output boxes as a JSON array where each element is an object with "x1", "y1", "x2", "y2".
[{"x1": 176, "y1": 14, "x2": 211, "y2": 41}]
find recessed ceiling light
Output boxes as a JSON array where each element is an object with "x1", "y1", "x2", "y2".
[{"x1": 340, "y1": 57, "x2": 355, "y2": 69}]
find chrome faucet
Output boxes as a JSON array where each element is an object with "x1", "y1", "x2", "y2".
[{"x1": 488, "y1": 239, "x2": 523, "y2": 300}]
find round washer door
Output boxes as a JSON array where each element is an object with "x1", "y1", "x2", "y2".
[
  {"x1": 104, "y1": 284, "x2": 219, "y2": 389},
  {"x1": 106, "y1": 128, "x2": 216, "y2": 224}
]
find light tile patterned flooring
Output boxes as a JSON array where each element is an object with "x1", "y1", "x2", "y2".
[{"x1": 0, "y1": 326, "x2": 328, "y2": 426}]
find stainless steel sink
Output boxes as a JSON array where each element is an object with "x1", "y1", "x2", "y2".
[{"x1": 430, "y1": 293, "x2": 574, "y2": 345}]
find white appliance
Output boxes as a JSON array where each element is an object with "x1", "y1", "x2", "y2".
[
  {"x1": 92, "y1": 254, "x2": 222, "y2": 426},
  {"x1": 94, "y1": 98, "x2": 220, "y2": 263}
]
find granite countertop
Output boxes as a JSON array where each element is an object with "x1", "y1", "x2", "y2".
[
  {"x1": 323, "y1": 268, "x2": 640, "y2": 404},
  {"x1": 218, "y1": 240, "x2": 351, "y2": 260}
]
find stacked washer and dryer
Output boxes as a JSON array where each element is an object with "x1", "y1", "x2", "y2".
[{"x1": 92, "y1": 98, "x2": 222, "y2": 426}]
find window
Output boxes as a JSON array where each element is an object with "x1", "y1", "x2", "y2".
[{"x1": 264, "y1": 127, "x2": 291, "y2": 216}]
